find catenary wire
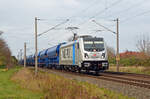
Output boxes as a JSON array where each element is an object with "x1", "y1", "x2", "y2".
[
  {"x1": 121, "y1": 9, "x2": 150, "y2": 24},
  {"x1": 105, "y1": 0, "x2": 148, "y2": 19},
  {"x1": 77, "y1": 0, "x2": 124, "y2": 27}
]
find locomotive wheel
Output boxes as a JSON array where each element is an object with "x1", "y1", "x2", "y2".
[
  {"x1": 95, "y1": 71, "x2": 100, "y2": 76},
  {"x1": 78, "y1": 68, "x2": 81, "y2": 73},
  {"x1": 60, "y1": 65, "x2": 64, "y2": 70},
  {"x1": 71, "y1": 66, "x2": 76, "y2": 72},
  {"x1": 86, "y1": 70, "x2": 90, "y2": 74}
]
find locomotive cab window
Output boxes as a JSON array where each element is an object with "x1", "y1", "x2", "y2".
[{"x1": 83, "y1": 37, "x2": 105, "y2": 52}]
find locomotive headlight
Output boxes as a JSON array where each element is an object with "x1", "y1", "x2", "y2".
[
  {"x1": 84, "y1": 53, "x2": 89, "y2": 58},
  {"x1": 102, "y1": 53, "x2": 105, "y2": 58}
]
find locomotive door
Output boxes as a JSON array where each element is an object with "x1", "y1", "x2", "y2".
[{"x1": 75, "y1": 43, "x2": 80, "y2": 66}]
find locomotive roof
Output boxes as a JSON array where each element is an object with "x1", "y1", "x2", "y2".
[{"x1": 83, "y1": 37, "x2": 104, "y2": 41}]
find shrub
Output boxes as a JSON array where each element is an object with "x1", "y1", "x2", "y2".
[{"x1": 109, "y1": 56, "x2": 150, "y2": 66}]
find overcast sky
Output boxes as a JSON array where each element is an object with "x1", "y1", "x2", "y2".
[{"x1": 0, "y1": 0, "x2": 150, "y2": 57}]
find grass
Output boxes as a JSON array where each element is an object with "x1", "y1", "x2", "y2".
[
  {"x1": 0, "y1": 66, "x2": 43, "y2": 99},
  {"x1": 11, "y1": 68, "x2": 135, "y2": 99},
  {"x1": 108, "y1": 65, "x2": 150, "y2": 75},
  {"x1": 0, "y1": 65, "x2": 6, "y2": 69}
]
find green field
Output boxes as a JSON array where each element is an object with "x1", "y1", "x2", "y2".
[
  {"x1": 0, "y1": 67, "x2": 43, "y2": 99},
  {"x1": 108, "y1": 65, "x2": 150, "y2": 75},
  {"x1": 0, "y1": 66, "x2": 135, "y2": 99}
]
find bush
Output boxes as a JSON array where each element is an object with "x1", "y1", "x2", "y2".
[
  {"x1": 108, "y1": 57, "x2": 116, "y2": 65},
  {"x1": 109, "y1": 56, "x2": 150, "y2": 66}
]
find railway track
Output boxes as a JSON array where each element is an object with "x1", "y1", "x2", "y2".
[
  {"x1": 104, "y1": 71, "x2": 150, "y2": 79},
  {"x1": 97, "y1": 73, "x2": 150, "y2": 89},
  {"x1": 38, "y1": 67, "x2": 150, "y2": 89}
]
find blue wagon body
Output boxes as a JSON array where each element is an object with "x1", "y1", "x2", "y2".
[
  {"x1": 39, "y1": 49, "x2": 48, "y2": 67},
  {"x1": 27, "y1": 55, "x2": 32, "y2": 65},
  {"x1": 46, "y1": 44, "x2": 61, "y2": 66},
  {"x1": 26, "y1": 43, "x2": 66, "y2": 67}
]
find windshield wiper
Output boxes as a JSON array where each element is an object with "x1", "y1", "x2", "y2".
[{"x1": 92, "y1": 41, "x2": 99, "y2": 50}]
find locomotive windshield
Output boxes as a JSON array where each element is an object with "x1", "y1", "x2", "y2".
[{"x1": 83, "y1": 37, "x2": 104, "y2": 52}]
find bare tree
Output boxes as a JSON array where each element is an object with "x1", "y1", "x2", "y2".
[
  {"x1": 0, "y1": 31, "x2": 13, "y2": 68},
  {"x1": 136, "y1": 34, "x2": 150, "y2": 56}
]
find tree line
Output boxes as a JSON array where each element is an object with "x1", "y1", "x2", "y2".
[
  {"x1": 0, "y1": 31, "x2": 17, "y2": 69},
  {"x1": 107, "y1": 34, "x2": 150, "y2": 66}
]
